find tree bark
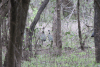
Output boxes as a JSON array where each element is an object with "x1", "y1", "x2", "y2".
[
  {"x1": 28, "y1": 0, "x2": 49, "y2": 52},
  {"x1": 0, "y1": 0, "x2": 9, "y2": 67},
  {"x1": 7, "y1": 0, "x2": 30, "y2": 67},
  {"x1": 56, "y1": 0, "x2": 62, "y2": 56},
  {"x1": 2, "y1": 19, "x2": 7, "y2": 46},
  {"x1": 53, "y1": 0, "x2": 62, "y2": 56},
  {"x1": 94, "y1": 0, "x2": 100, "y2": 63},
  {"x1": 7, "y1": 0, "x2": 17, "y2": 67},
  {"x1": 0, "y1": 7, "x2": 2, "y2": 67},
  {"x1": 0, "y1": 0, "x2": 8, "y2": 20},
  {"x1": 14, "y1": 0, "x2": 30, "y2": 67},
  {"x1": 77, "y1": 0, "x2": 84, "y2": 50},
  {"x1": 0, "y1": 0, "x2": 1, "y2": 3},
  {"x1": 52, "y1": 9, "x2": 57, "y2": 55}
]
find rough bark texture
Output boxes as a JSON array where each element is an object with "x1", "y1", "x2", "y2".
[
  {"x1": 2, "y1": 19, "x2": 8, "y2": 46},
  {"x1": 94, "y1": 0, "x2": 100, "y2": 63},
  {"x1": 14, "y1": 1, "x2": 23, "y2": 67},
  {"x1": 0, "y1": 0, "x2": 8, "y2": 20},
  {"x1": 53, "y1": 0, "x2": 62, "y2": 56},
  {"x1": 22, "y1": 28, "x2": 30, "y2": 61},
  {"x1": 0, "y1": 0, "x2": 9, "y2": 67},
  {"x1": 3, "y1": 50, "x2": 8, "y2": 67},
  {"x1": 77, "y1": 0, "x2": 84, "y2": 50},
  {"x1": 0, "y1": 8, "x2": 2, "y2": 67},
  {"x1": 56, "y1": 0, "x2": 62, "y2": 56},
  {"x1": 52, "y1": 9, "x2": 57, "y2": 53},
  {"x1": 29, "y1": 0, "x2": 49, "y2": 52},
  {"x1": 0, "y1": 0, "x2": 9, "y2": 47},
  {"x1": 7, "y1": 0, "x2": 30, "y2": 67},
  {"x1": 7, "y1": 0, "x2": 17, "y2": 67},
  {"x1": 15, "y1": 0, "x2": 30, "y2": 67},
  {"x1": 0, "y1": 1, "x2": 2, "y2": 66}
]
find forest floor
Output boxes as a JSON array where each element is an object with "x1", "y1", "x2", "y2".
[
  {"x1": 3, "y1": 44, "x2": 97, "y2": 67},
  {"x1": 21, "y1": 45, "x2": 97, "y2": 67}
]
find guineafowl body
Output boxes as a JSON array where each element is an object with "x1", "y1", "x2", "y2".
[
  {"x1": 91, "y1": 32, "x2": 94, "y2": 37},
  {"x1": 48, "y1": 30, "x2": 53, "y2": 42},
  {"x1": 40, "y1": 31, "x2": 46, "y2": 41},
  {"x1": 48, "y1": 30, "x2": 53, "y2": 48}
]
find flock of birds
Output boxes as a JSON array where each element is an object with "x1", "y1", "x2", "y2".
[
  {"x1": 40, "y1": 30, "x2": 53, "y2": 42},
  {"x1": 39, "y1": 29, "x2": 94, "y2": 41},
  {"x1": 36, "y1": 27, "x2": 94, "y2": 47},
  {"x1": 37, "y1": 27, "x2": 53, "y2": 47}
]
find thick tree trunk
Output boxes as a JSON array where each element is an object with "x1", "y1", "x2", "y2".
[
  {"x1": 14, "y1": 1, "x2": 23, "y2": 67},
  {"x1": 15, "y1": 0, "x2": 30, "y2": 67},
  {"x1": 0, "y1": 10, "x2": 2, "y2": 67},
  {"x1": 7, "y1": 0, "x2": 30, "y2": 67},
  {"x1": 7, "y1": 0, "x2": 17, "y2": 67},
  {"x1": 29, "y1": 0, "x2": 49, "y2": 52},
  {"x1": 94, "y1": 0, "x2": 100, "y2": 63}
]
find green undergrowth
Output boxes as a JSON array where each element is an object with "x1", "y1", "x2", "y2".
[{"x1": 21, "y1": 48, "x2": 99, "y2": 67}]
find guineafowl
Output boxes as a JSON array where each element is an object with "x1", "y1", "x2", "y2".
[
  {"x1": 40, "y1": 29, "x2": 46, "y2": 46},
  {"x1": 40, "y1": 31, "x2": 46, "y2": 41},
  {"x1": 91, "y1": 32, "x2": 94, "y2": 37},
  {"x1": 48, "y1": 30, "x2": 53, "y2": 42},
  {"x1": 48, "y1": 30, "x2": 53, "y2": 47}
]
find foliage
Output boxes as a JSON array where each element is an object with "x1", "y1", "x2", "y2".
[
  {"x1": 22, "y1": 48, "x2": 97, "y2": 67},
  {"x1": 31, "y1": 8, "x2": 38, "y2": 20}
]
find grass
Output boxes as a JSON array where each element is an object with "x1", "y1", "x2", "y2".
[
  {"x1": 21, "y1": 46, "x2": 97, "y2": 67},
  {"x1": 21, "y1": 34, "x2": 97, "y2": 67}
]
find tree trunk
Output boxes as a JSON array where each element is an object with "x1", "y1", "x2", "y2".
[
  {"x1": 7, "y1": 0, "x2": 30, "y2": 67},
  {"x1": 22, "y1": 28, "x2": 30, "y2": 61},
  {"x1": 2, "y1": 19, "x2": 7, "y2": 46},
  {"x1": 3, "y1": 50, "x2": 8, "y2": 67},
  {"x1": 0, "y1": 0, "x2": 1, "y2": 3},
  {"x1": 53, "y1": 0, "x2": 62, "y2": 56},
  {"x1": 77, "y1": 0, "x2": 84, "y2": 50},
  {"x1": 52, "y1": 9, "x2": 57, "y2": 55},
  {"x1": 56, "y1": 0, "x2": 62, "y2": 56},
  {"x1": 7, "y1": 0, "x2": 17, "y2": 66},
  {"x1": 15, "y1": 0, "x2": 30, "y2": 67},
  {"x1": 14, "y1": 1, "x2": 23, "y2": 67},
  {"x1": 94, "y1": 0, "x2": 100, "y2": 63},
  {"x1": 29, "y1": 0, "x2": 49, "y2": 52},
  {"x1": 0, "y1": 0, "x2": 8, "y2": 67},
  {"x1": 0, "y1": 8, "x2": 2, "y2": 67}
]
